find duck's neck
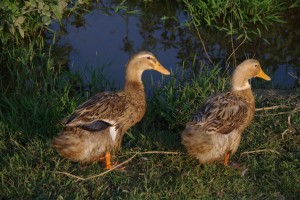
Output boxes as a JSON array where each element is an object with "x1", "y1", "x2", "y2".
[
  {"x1": 124, "y1": 80, "x2": 145, "y2": 93},
  {"x1": 231, "y1": 72, "x2": 251, "y2": 92},
  {"x1": 124, "y1": 68, "x2": 145, "y2": 92},
  {"x1": 231, "y1": 80, "x2": 255, "y2": 125},
  {"x1": 231, "y1": 72, "x2": 254, "y2": 102},
  {"x1": 231, "y1": 78, "x2": 255, "y2": 112},
  {"x1": 232, "y1": 87, "x2": 254, "y2": 101}
]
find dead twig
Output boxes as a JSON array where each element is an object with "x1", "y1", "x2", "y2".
[
  {"x1": 281, "y1": 105, "x2": 300, "y2": 139},
  {"x1": 53, "y1": 153, "x2": 138, "y2": 181},
  {"x1": 84, "y1": 153, "x2": 138, "y2": 180},
  {"x1": 126, "y1": 151, "x2": 181, "y2": 155},
  {"x1": 226, "y1": 28, "x2": 248, "y2": 64},
  {"x1": 288, "y1": 72, "x2": 298, "y2": 80},
  {"x1": 255, "y1": 105, "x2": 290, "y2": 111},
  {"x1": 54, "y1": 171, "x2": 85, "y2": 180},
  {"x1": 256, "y1": 111, "x2": 294, "y2": 117},
  {"x1": 255, "y1": 104, "x2": 299, "y2": 117},
  {"x1": 53, "y1": 151, "x2": 180, "y2": 181},
  {"x1": 187, "y1": 5, "x2": 213, "y2": 65},
  {"x1": 240, "y1": 149, "x2": 280, "y2": 157}
]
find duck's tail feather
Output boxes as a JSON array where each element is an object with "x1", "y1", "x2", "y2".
[
  {"x1": 52, "y1": 128, "x2": 109, "y2": 163},
  {"x1": 181, "y1": 126, "x2": 215, "y2": 163}
]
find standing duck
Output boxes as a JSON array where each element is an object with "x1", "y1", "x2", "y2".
[
  {"x1": 181, "y1": 59, "x2": 271, "y2": 165},
  {"x1": 53, "y1": 51, "x2": 170, "y2": 169}
]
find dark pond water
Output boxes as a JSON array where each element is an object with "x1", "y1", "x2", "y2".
[{"x1": 51, "y1": 0, "x2": 300, "y2": 90}]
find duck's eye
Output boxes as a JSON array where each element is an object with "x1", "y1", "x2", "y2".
[
  {"x1": 146, "y1": 56, "x2": 150, "y2": 60},
  {"x1": 254, "y1": 64, "x2": 258, "y2": 67}
]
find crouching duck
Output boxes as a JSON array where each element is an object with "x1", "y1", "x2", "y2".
[
  {"x1": 53, "y1": 51, "x2": 170, "y2": 169},
  {"x1": 181, "y1": 59, "x2": 271, "y2": 166}
]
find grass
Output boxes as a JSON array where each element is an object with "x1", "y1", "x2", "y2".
[
  {"x1": 0, "y1": 60, "x2": 299, "y2": 198},
  {"x1": 182, "y1": 0, "x2": 299, "y2": 40},
  {"x1": 0, "y1": 0, "x2": 299, "y2": 199}
]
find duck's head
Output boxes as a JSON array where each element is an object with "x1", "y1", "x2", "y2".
[
  {"x1": 232, "y1": 59, "x2": 271, "y2": 91},
  {"x1": 126, "y1": 51, "x2": 170, "y2": 77}
]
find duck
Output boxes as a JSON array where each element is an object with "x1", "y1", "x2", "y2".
[
  {"x1": 53, "y1": 51, "x2": 170, "y2": 169},
  {"x1": 181, "y1": 59, "x2": 271, "y2": 166}
]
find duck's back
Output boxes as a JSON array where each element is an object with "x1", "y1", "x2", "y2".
[
  {"x1": 181, "y1": 91, "x2": 254, "y2": 163},
  {"x1": 53, "y1": 87, "x2": 146, "y2": 163}
]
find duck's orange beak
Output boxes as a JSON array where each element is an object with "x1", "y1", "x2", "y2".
[
  {"x1": 257, "y1": 68, "x2": 271, "y2": 81},
  {"x1": 153, "y1": 61, "x2": 170, "y2": 75}
]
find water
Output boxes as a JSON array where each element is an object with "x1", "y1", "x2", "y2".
[{"x1": 51, "y1": 1, "x2": 300, "y2": 90}]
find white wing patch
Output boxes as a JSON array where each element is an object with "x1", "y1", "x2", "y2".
[
  {"x1": 109, "y1": 126, "x2": 118, "y2": 142},
  {"x1": 101, "y1": 119, "x2": 117, "y2": 142}
]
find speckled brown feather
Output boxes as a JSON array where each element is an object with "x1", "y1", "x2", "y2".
[
  {"x1": 192, "y1": 92, "x2": 250, "y2": 135},
  {"x1": 182, "y1": 91, "x2": 254, "y2": 164},
  {"x1": 53, "y1": 82, "x2": 146, "y2": 163},
  {"x1": 53, "y1": 51, "x2": 170, "y2": 163},
  {"x1": 181, "y1": 59, "x2": 270, "y2": 164}
]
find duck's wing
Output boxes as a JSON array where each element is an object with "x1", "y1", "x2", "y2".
[
  {"x1": 63, "y1": 91, "x2": 127, "y2": 131},
  {"x1": 191, "y1": 92, "x2": 249, "y2": 135}
]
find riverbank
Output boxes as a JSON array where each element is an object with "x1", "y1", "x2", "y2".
[{"x1": 0, "y1": 1, "x2": 299, "y2": 199}]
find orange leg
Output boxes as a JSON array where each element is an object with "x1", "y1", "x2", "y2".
[
  {"x1": 104, "y1": 152, "x2": 112, "y2": 170},
  {"x1": 100, "y1": 152, "x2": 125, "y2": 170},
  {"x1": 224, "y1": 152, "x2": 230, "y2": 166}
]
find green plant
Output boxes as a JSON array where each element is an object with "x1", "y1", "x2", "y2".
[
  {"x1": 0, "y1": 0, "x2": 71, "y2": 41},
  {"x1": 182, "y1": 0, "x2": 299, "y2": 40},
  {"x1": 147, "y1": 62, "x2": 229, "y2": 130},
  {"x1": 0, "y1": 1, "x2": 299, "y2": 199}
]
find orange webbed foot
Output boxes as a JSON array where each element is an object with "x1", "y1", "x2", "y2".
[
  {"x1": 223, "y1": 152, "x2": 242, "y2": 169},
  {"x1": 100, "y1": 152, "x2": 126, "y2": 171}
]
